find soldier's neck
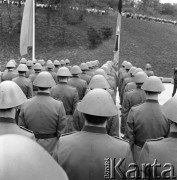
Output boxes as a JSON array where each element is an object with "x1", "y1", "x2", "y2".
[
  {"x1": 146, "y1": 94, "x2": 158, "y2": 101},
  {"x1": 85, "y1": 121, "x2": 107, "y2": 128}
]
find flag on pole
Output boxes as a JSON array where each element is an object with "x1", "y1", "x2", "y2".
[
  {"x1": 113, "y1": 0, "x2": 122, "y2": 65},
  {"x1": 20, "y1": 0, "x2": 33, "y2": 56}
]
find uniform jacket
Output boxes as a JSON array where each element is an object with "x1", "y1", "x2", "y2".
[
  {"x1": 29, "y1": 73, "x2": 40, "y2": 93},
  {"x1": 124, "y1": 82, "x2": 136, "y2": 95},
  {"x1": 139, "y1": 132, "x2": 177, "y2": 179},
  {"x1": 86, "y1": 70, "x2": 94, "y2": 77},
  {"x1": 125, "y1": 99, "x2": 170, "y2": 163},
  {"x1": 51, "y1": 82, "x2": 79, "y2": 115},
  {"x1": 79, "y1": 73, "x2": 91, "y2": 85},
  {"x1": 53, "y1": 126, "x2": 133, "y2": 180},
  {"x1": 73, "y1": 108, "x2": 119, "y2": 136},
  {"x1": 26, "y1": 69, "x2": 35, "y2": 78},
  {"x1": 19, "y1": 92, "x2": 67, "y2": 154},
  {"x1": 0, "y1": 117, "x2": 35, "y2": 140},
  {"x1": 12, "y1": 75, "x2": 33, "y2": 99},
  {"x1": 2, "y1": 70, "x2": 18, "y2": 81},
  {"x1": 68, "y1": 77, "x2": 87, "y2": 100},
  {"x1": 145, "y1": 70, "x2": 154, "y2": 77},
  {"x1": 48, "y1": 70, "x2": 58, "y2": 83}
]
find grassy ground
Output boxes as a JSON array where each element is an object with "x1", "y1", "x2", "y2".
[{"x1": 1, "y1": 5, "x2": 177, "y2": 77}]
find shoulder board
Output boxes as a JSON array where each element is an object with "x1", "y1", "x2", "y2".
[
  {"x1": 146, "y1": 137, "x2": 164, "y2": 142},
  {"x1": 113, "y1": 136, "x2": 129, "y2": 143},
  {"x1": 61, "y1": 131, "x2": 77, "y2": 137},
  {"x1": 19, "y1": 126, "x2": 33, "y2": 133}
]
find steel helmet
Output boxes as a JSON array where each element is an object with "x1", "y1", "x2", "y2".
[
  {"x1": 71, "y1": 65, "x2": 82, "y2": 75},
  {"x1": 132, "y1": 68, "x2": 143, "y2": 76},
  {"x1": 32, "y1": 59, "x2": 37, "y2": 64},
  {"x1": 95, "y1": 68, "x2": 108, "y2": 79},
  {"x1": 101, "y1": 66, "x2": 109, "y2": 75},
  {"x1": 77, "y1": 88, "x2": 117, "y2": 117},
  {"x1": 162, "y1": 96, "x2": 177, "y2": 123},
  {"x1": 17, "y1": 64, "x2": 28, "y2": 72},
  {"x1": 6, "y1": 61, "x2": 16, "y2": 68},
  {"x1": 20, "y1": 58, "x2": 27, "y2": 64},
  {"x1": 38, "y1": 59, "x2": 45, "y2": 66},
  {"x1": 57, "y1": 67, "x2": 71, "y2": 77},
  {"x1": 47, "y1": 59, "x2": 52, "y2": 64},
  {"x1": 95, "y1": 60, "x2": 100, "y2": 66},
  {"x1": 65, "y1": 59, "x2": 70, "y2": 64},
  {"x1": 0, "y1": 135, "x2": 68, "y2": 180},
  {"x1": 0, "y1": 81, "x2": 27, "y2": 109},
  {"x1": 129, "y1": 67, "x2": 136, "y2": 75},
  {"x1": 125, "y1": 62, "x2": 133, "y2": 70},
  {"x1": 86, "y1": 62, "x2": 92, "y2": 68},
  {"x1": 33, "y1": 72, "x2": 56, "y2": 88},
  {"x1": 47, "y1": 62, "x2": 54, "y2": 69},
  {"x1": 88, "y1": 75, "x2": 110, "y2": 89},
  {"x1": 80, "y1": 63, "x2": 89, "y2": 71},
  {"x1": 33, "y1": 63, "x2": 42, "y2": 70},
  {"x1": 141, "y1": 76, "x2": 165, "y2": 92},
  {"x1": 9, "y1": 59, "x2": 17, "y2": 66},
  {"x1": 54, "y1": 60, "x2": 60, "y2": 66},
  {"x1": 145, "y1": 64, "x2": 152, "y2": 70},
  {"x1": 26, "y1": 60, "x2": 33, "y2": 67},
  {"x1": 134, "y1": 71, "x2": 148, "y2": 83},
  {"x1": 60, "y1": 60, "x2": 66, "y2": 65},
  {"x1": 122, "y1": 61, "x2": 128, "y2": 67}
]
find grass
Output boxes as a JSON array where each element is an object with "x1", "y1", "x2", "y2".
[{"x1": 1, "y1": 5, "x2": 177, "y2": 77}]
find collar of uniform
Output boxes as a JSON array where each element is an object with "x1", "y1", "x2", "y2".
[
  {"x1": 37, "y1": 92, "x2": 50, "y2": 96},
  {"x1": 146, "y1": 99, "x2": 159, "y2": 103},
  {"x1": 168, "y1": 132, "x2": 177, "y2": 138},
  {"x1": 82, "y1": 126, "x2": 107, "y2": 134},
  {"x1": 0, "y1": 117, "x2": 16, "y2": 123},
  {"x1": 59, "y1": 82, "x2": 67, "y2": 84}
]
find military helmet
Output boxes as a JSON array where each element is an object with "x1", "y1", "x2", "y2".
[
  {"x1": 54, "y1": 60, "x2": 60, "y2": 66},
  {"x1": 162, "y1": 96, "x2": 177, "y2": 123},
  {"x1": 38, "y1": 59, "x2": 45, "y2": 66},
  {"x1": 122, "y1": 61, "x2": 128, "y2": 67},
  {"x1": 145, "y1": 64, "x2": 152, "y2": 70},
  {"x1": 77, "y1": 88, "x2": 117, "y2": 117},
  {"x1": 141, "y1": 76, "x2": 165, "y2": 92},
  {"x1": 26, "y1": 60, "x2": 33, "y2": 67},
  {"x1": 80, "y1": 63, "x2": 89, "y2": 71},
  {"x1": 125, "y1": 62, "x2": 133, "y2": 70},
  {"x1": 33, "y1": 63, "x2": 42, "y2": 70},
  {"x1": 57, "y1": 67, "x2": 71, "y2": 77},
  {"x1": 60, "y1": 60, "x2": 66, "y2": 65},
  {"x1": 132, "y1": 68, "x2": 143, "y2": 76},
  {"x1": 86, "y1": 62, "x2": 92, "y2": 68},
  {"x1": 6, "y1": 61, "x2": 16, "y2": 68},
  {"x1": 71, "y1": 65, "x2": 82, "y2": 75},
  {"x1": 129, "y1": 67, "x2": 136, "y2": 75},
  {"x1": 0, "y1": 135, "x2": 68, "y2": 180},
  {"x1": 65, "y1": 59, "x2": 70, "y2": 64},
  {"x1": 32, "y1": 59, "x2": 37, "y2": 64},
  {"x1": 47, "y1": 62, "x2": 54, "y2": 69},
  {"x1": 33, "y1": 72, "x2": 56, "y2": 88},
  {"x1": 0, "y1": 81, "x2": 27, "y2": 109},
  {"x1": 9, "y1": 59, "x2": 17, "y2": 66},
  {"x1": 134, "y1": 71, "x2": 148, "y2": 83},
  {"x1": 17, "y1": 64, "x2": 28, "y2": 72},
  {"x1": 88, "y1": 75, "x2": 110, "y2": 89},
  {"x1": 95, "y1": 69, "x2": 108, "y2": 79},
  {"x1": 101, "y1": 66, "x2": 109, "y2": 75},
  {"x1": 20, "y1": 58, "x2": 27, "y2": 64}
]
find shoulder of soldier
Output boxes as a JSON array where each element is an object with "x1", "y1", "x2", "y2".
[
  {"x1": 113, "y1": 136, "x2": 129, "y2": 143},
  {"x1": 19, "y1": 126, "x2": 33, "y2": 133},
  {"x1": 61, "y1": 131, "x2": 78, "y2": 137},
  {"x1": 131, "y1": 103, "x2": 144, "y2": 111},
  {"x1": 146, "y1": 137, "x2": 164, "y2": 142}
]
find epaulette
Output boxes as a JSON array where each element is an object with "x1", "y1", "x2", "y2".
[
  {"x1": 146, "y1": 137, "x2": 164, "y2": 142},
  {"x1": 113, "y1": 136, "x2": 129, "y2": 143},
  {"x1": 20, "y1": 126, "x2": 33, "y2": 133},
  {"x1": 61, "y1": 131, "x2": 77, "y2": 137}
]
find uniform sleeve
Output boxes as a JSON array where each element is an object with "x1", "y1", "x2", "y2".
[
  {"x1": 73, "y1": 108, "x2": 84, "y2": 131},
  {"x1": 27, "y1": 81, "x2": 33, "y2": 98},
  {"x1": 121, "y1": 92, "x2": 130, "y2": 124},
  {"x1": 18, "y1": 105, "x2": 28, "y2": 128},
  {"x1": 124, "y1": 108, "x2": 135, "y2": 148},
  {"x1": 106, "y1": 115, "x2": 119, "y2": 136},
  {"x1": 57, "y1": 103, "x2": 67, "y2": 136},
  {"x1": 72, "y1": 89, "x2": 79, "y2": 115}
]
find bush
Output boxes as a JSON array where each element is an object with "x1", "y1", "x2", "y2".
[
  {"x1": 87, "y1": 27, "x2": 102, "y2": 49},
  {"x1": 100, "y1": 26, "x2": 113, "y2": 40}
]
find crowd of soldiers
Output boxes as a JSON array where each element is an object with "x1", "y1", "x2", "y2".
[
  {"x1": 0, "y1": 57, "x2": 177, "y2": 179},
  {"x1": 123, "y1": 12, "x2": 177, "y2": 26}
]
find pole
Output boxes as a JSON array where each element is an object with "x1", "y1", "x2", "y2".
[{"x1": 32, "y1": 0, "x2": 35, "y2": 61}]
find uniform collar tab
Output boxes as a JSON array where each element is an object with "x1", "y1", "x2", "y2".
[
  {"x1": 146, "y1": 99, "x2": 159, "y2": 103},
  {"x1": 0, "y1": 117, "x2": 16, "y2": 123},
  {"x1": 82, "y1": 126, "x2": 107, "y2": 134}
]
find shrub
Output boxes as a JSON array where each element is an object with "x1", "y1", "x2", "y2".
[{"x1": 100, "y1": 26, "x2": 113, "y2": 40}]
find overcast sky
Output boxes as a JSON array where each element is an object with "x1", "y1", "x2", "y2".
[{"x1": 160, "y1": 0, "x2": 177, "y2": 4}]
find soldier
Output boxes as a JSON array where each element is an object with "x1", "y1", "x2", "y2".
[
  {"x1": 86, "y1": 62, "x2": 94, "y2": 77},
  {"x1": 145, "y1": 63, "x2": 154, "y2": 77},
  {"x1": 65, "y1": 59, "x2": 71, "y2": 70},
  {"x1": 54, "y1": 60, "x2": 60, "y2": 73},
  {"x1": 0, "y1": 81, "x2": 34, "y2": 139},
  {"x1": 139, "y1": 95, "x2": 177, "y2": 179},
  {"x1": 46, "y1": 62, "x2": 57, "y2": 83},
  {"x1": 12, "y1": 64, "x2": 33, "y2": 99},
  {"x1": 20, "y1": 57, "x2": 27, "y2": 64},
  {"x1": 19, "y1": 72, "x2": 67, "y2": 155},
  {"x1": 172, "y1": 67, "x2": 177, "y2": 97},
  {"x1": 68, "y1": 65, "x2": 87, "y2": 100},
  {"x1": 53, "y1": 89, "x2": 133, "y2": 180},
  {"x1": 60, "y1": 60, "x2": 66, "y2": 67},
  {"x1": 26, "y1": 60, "x2": 35, "y2": 78},
  {"x1": 125, "y1": 76, "x2": 170, "y2": 163},
  {"x1": 51, "y1": 67, "x2": 79, "y2": 133},
  {"x1": 79, "y1": 63, "x2": 91, "y2": 84},
  {"x1": 2, "y1": 61, "x2": 18, "y2": 81},
  {"x1": 121, "y1": 72, "x2": 148, "y2": 134},
  {"x1": 29, "y1": 63, "x2": 43, "y2": 96},
  {"x1": 0, "y1": 135, "x2": 68, "y2": 180}
]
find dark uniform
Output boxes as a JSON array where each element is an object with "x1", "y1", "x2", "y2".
[
  {"x1": 19, "y1": 91, "x2": 67, "y2": 155},
  {"x1": 172, "y1": 68, "x2": 177, "y2": 97},
  {"x1": 125, "y1": 99, "x2": 170, "y2": 163},
  {"x1": 53, "y1": 126, "x2": 133, "y2": 180}
]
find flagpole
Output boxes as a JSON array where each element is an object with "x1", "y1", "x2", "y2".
[{"x1": 32, "y1": 0, "x2": 35, "y2": 61}]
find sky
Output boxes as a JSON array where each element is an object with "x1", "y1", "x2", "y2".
[{"x1": 160, "y1": 0, "x2": 177, "y2": 4}]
